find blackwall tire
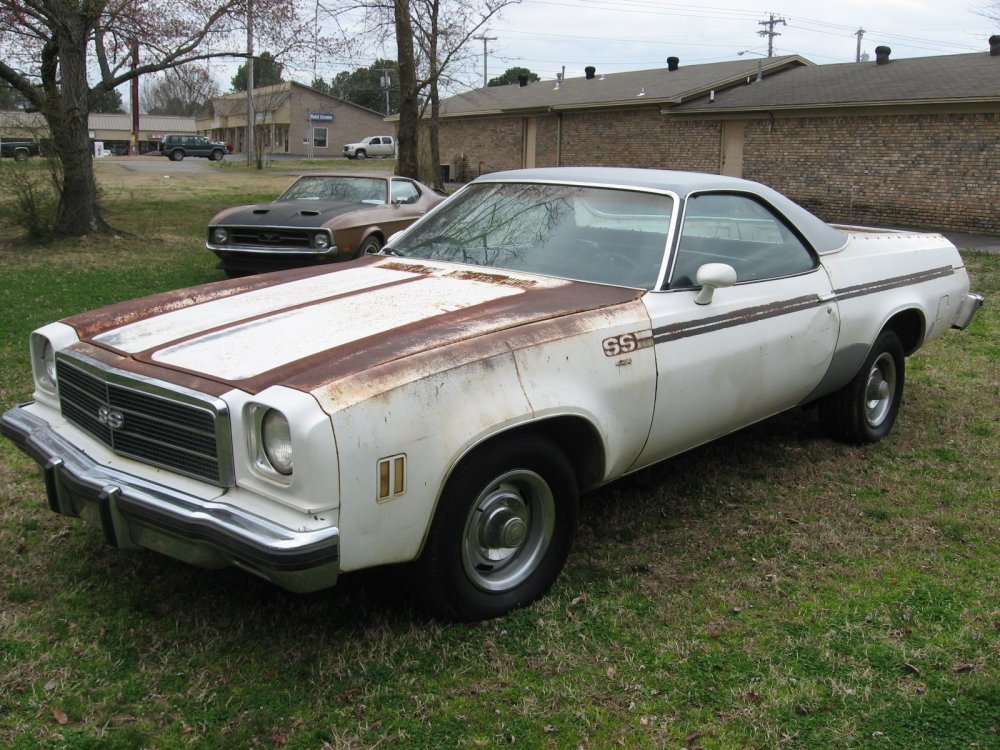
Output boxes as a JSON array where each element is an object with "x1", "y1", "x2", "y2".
[
  {"x1": 357, "y1": 235, "x2": 383, "y2": 258},
  {"x1": 414, "y1": 436, "x2": 578, "y2": 621},
  {"x1": 170, "y1": 150, "x2": 184, "y2": 161},
  {"x1": 820, "y1": 330, "x2": 905, "y2": 444},
  {"x1": 355, "y1": 150, "x2": 367, "y2": 160}
]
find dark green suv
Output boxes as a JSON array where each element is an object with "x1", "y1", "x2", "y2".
[{"x1": 159, "y1": 134, "x2": 226, "y2": 162}]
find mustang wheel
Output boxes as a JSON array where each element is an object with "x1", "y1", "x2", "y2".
[
  {"x1": 820, "y1": 330, "x2": 905, "y2": 444},
  {"x1": 357, "y1": 235, "x2": 383, "y2": 257},
  {"x1": 414, "y1": 436, "x2": 578, "y2": 621}
]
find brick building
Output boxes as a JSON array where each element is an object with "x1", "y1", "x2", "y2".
[
  {"x1": 197, "y1": 82, "x2": 387, "y2": 157},
  {"x1": 435, "y1": 41, "x2": 1000, "y2": 233}
]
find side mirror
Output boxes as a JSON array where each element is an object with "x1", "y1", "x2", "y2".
[{"x1": 694, "y1": 263, "x2": 737, "y2": 305}]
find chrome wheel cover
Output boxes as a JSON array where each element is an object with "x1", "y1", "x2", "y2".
[
  {"x1": 461, "y1": 469, "x2": 555, "y2": 592},
  {"x1": 864, "y1": 352, "x2": 897, "y2": 428}
]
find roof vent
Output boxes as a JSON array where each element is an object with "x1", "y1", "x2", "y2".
[
  {"x1": 518, "y1": 74, "x2": 529, "y2": 87},
  {"x1": 990, "y1": 35, "x2": 1000, "y2": 56},
  {"x1": 667, "y1": 56, "x2": 679, "y2": 71},
  {"x1": 585, "y1": 66, "x2": 596, "y2": 80},
  {"x1": 875, "y1": 45, "x2": 891, "y2": 65}
]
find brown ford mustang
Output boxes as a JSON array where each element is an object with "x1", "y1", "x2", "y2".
[{"x1": 207, "y1": 171, "x2": 446, "y2": 276}]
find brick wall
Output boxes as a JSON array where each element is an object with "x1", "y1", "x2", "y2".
[
  {"x1": 439, "y1": 108, "x2": 1000, "y2": 233},
  {"x1": 741, "y1": 113, "x2": 1000, "y2": 233}
]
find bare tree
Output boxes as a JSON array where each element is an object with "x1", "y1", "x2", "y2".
[
  {"x1": 411, "y1": 0, "x2": 518, "y2": 188},
  {"x1": 140, "y1": 66, "x2": 222, "y2": 116},
  {"x1": 0, "y1": 0, "x2": 326, "y2": 238}
]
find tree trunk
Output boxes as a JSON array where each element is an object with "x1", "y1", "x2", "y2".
[
  {"x1": 48, "y1": 17, "x2": 111, "y2": 236},
  {"x1": 429, "y1": 80, "x2": 442, "y2": 190},
  {"x1": 394, "y1": 0, "x2": 420, "y2": 179}
]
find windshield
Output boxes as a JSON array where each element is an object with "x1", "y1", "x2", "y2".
[
  {"x1": 279, "y1": 176, "x2": 388, "y2": 204},
  {"x1": 393, "y1": 182, "x2": 673, "y2": 289}
]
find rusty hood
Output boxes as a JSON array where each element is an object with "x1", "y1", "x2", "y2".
[{"x1": 64, "y1": 257, "x2": 646, "y2": 395}]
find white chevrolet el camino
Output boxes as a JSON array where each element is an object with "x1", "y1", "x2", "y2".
[{"x1": 2, "y1": 168, "x2": 983, "y2": 620}]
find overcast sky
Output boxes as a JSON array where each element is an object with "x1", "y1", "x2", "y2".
[{"x1": 343, "y1": 0, "x2": 996, "y2": 88}]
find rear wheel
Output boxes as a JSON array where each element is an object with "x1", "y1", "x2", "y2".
[
  {"x1": 14, "y1": 148, "x2": 28, "y2": 162},
  {"x1": 210, "y1": 149, "x2": 224, "y2": 161},
  {"x1": 414, "y1": 436, "x2": 578, "y2": 621},
  {"x1": 820, "y1": 330, "x2": 905, "y2": 444}
]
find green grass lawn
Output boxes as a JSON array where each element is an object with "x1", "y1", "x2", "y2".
[{"x1": 0, "y1": 165, "x2": 997, "y2": 749}]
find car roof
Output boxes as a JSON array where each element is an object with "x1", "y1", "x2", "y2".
[
  {"x1": 294, "y1": 171, "x2": 401, "y2": 179},
  {"x1": 476, "y1": 167, "x2": 847, "y2": 254}
]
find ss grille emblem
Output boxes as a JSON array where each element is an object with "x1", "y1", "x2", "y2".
[{"x1": 97, "y1": 405, "x2": 125, "y2": 430}]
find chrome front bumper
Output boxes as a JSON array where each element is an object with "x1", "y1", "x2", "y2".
[{"x1": 1, "y1": 405, "x2": 340, "y2": 593}]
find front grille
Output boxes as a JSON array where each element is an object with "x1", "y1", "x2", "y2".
[
  {"x1": 56, "y1": 358, "x2": 231, "y2": 486},
  {"x1": 226, "y1": 226, "x2": 315, "y2": 250}
]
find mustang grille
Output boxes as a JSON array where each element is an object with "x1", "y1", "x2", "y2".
[
  {"x1": 56, "y1": 359, "x2": 231, "y2": 486},
  {"x1": 225, "y1": 226, "x2": 315, "y2": 249}
]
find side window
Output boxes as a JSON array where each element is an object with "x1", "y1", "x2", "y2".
[
  {"x1": 370, "y1": 137, "x2": 381, "y2": 145},
  {"x1": 313, "y1": 127, "x2": 328, "y2": 148},
  {"x1": 669, "y1": 193, "x2": 816, "y2": 288},
  {"x1": 390, "y1": 179, "x2": 420, "y2": 204}
]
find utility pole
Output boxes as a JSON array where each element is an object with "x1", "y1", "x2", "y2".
[
  {"x1": 379, "y1": 70, "x2": 393, "y2": 115},
  {"x1": 473, "y1": 34, "x2": 496, "y2": 88},
  {"x1": 757, "y1": 14, "x2": 786, "y2": 57},
  {"x1": 246, "y1": 0, "x2": 254, "y2": 165},
  {"x1": 855, "y1": 28, "x2": 866, "y2": 63}
]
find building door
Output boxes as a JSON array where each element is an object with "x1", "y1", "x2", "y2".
[
  {"x1": 523, "y1": 117, "x2": 538, "y2": 168},
  {"x1": 720, "y1": 121, "x2": 745, "y2": 177}
]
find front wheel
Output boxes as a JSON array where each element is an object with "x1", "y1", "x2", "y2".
[
  {"x1": 170, "y1": 150, "x2": 184, "y2": 161},
  {"x1": 820, "y1": 330, "x2": 905, "y2": 444},
  {"x1": 13, "y1": 148, "x2": 28, "y2": 162},
  {"x1": 354, "y1": 149, "x2": 366, "y2": 160},
  {"x1": 357, "y1": 235, "x2": 382, "y2": 258},
  {"x1": 414, "y1": 436, "x2": 578, "y2": 621}
]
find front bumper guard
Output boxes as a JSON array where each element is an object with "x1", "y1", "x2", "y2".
[{"x1": 1, "y1": 405, "x2": 340, "y2": 593}]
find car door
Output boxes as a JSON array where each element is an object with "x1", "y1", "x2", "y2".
[
  {"x1": 633, "y1": 191, "x2": 840, "y2": 467},
  {"x1": 386, "y1": 178, "x2": 431, "y2": 231}
]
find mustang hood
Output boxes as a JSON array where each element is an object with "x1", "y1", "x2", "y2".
[
  {"x1": 214, "y1": 199, "x2": 377, "y2": 228},
  {"x1": 64, "y1": 258, "x2": 646, "y2": 394}
]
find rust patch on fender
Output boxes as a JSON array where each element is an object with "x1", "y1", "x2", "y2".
[{"x1": 378, "y1": 261, "x2": 437, "y2": 275}]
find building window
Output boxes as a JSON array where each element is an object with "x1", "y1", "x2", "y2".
[{"x1": 313, "y1": 127, "x2": 328, "y2": 148}]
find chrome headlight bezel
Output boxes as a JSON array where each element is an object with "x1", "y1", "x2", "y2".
[
  {"x1": 249, "y1": 405, "x2": 293, "y2": 481},
  {"x1": 312, "y1": 232, "x2": 330, "y2": 250}
]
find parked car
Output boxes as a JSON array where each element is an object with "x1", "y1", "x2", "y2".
[
  {"x1": 206, "y1": 171, "x2": 445, "y2": 276},
  {"x1": 159, "y1": 134, "x2": 227, "y2": 161},
  {"x1": 1, "y1": 168, "x2": 982, "y2": 621},
  {"x1": 343, "y1": 135, "x2": 395, "y2": 160},
  {"x1": 0, "y1": 140, "x2": 40, "y2": 160}
]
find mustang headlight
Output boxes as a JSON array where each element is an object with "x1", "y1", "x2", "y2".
[
  {"x1": 313, "y1": 233, "x2": 330, "y2": 250},
  {"x1": 261, "y1": 409, "x2": 293, "y2": 475},
  {"x1": 211, "y1": 227, "x2": 229, "y2": 245}
]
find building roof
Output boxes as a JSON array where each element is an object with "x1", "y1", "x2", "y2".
[
  {"x1": 89, "y1": 114, "x2": 197, "y2": 131},
  {"x1": 208, "y1": 81, "x2": 385, "y2": 118},
  {"x1": 436, "y1": 56, "x2": 812, "y2": 117},
  {"x1": 672, "y1": 50, "x2": 1000, "y2": 113}
]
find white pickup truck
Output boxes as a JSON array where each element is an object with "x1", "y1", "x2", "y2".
[
  {"x1": 342, "y1": 135, "x2": 395, "y2": 160},
  {"x1": 1, "y1": 168, "x2": 982, "y2": 621}
]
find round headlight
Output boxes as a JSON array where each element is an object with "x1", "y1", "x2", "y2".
[
  {"x1": 41, "y1": 339, "x2": 57, "y2": 388},
  {"x1": 313, "y1": 233, "x2": 329, "y2": 249},
  {"x1": 261, "y1": 409, "x2": 293, "y2": 475},
  {"x1": 211, "y1": 227, "x2": 229, "y2": 244}
]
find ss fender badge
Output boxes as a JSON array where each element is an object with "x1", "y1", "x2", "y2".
[{"x1": 602, "y1": 330, "x2": 653, "y2": 357}]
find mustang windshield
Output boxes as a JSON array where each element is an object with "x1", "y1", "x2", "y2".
[
  {"x1": 279, "y1": 176, "x2": 388, "y2": 204},
  {"x1": 395, "y1": 182, "x2": 673, "y2": 289}
]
